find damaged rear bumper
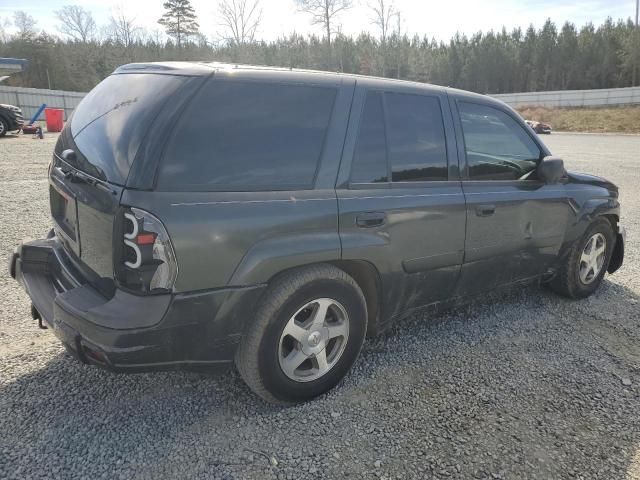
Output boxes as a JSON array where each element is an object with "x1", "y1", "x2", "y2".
[{"x1": 9, "y1": 236, "x2": 264, "y2": 372}]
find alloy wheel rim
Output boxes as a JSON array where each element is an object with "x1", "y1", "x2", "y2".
[
  {"x1": 278, "y1": 298, "x2": 349, "y2": 383},
  {"x1": 579, "y1": 232, "x2": 606, "y2": 285},
  {"x1": 0, "y1": 122, "x2": 5, "y2": 135}
]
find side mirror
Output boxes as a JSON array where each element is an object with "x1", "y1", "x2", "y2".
[{"x1": 538, "y1": 155, "x2": 565, "y2": 184}]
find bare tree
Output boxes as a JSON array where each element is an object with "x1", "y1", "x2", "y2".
[
  {"x1": 55, "y1": 5, "x2": 96, "y2": 42},
  {"x1": 13, "y1": 11, "x2": 38, "y2": 41},
  {"x1": 108, "y1": 7, "x2": 141, "y2": 48},
  {"x1": 218, "y1": 0, "x2": 262, "y2": 45},
  {"x1": 392, "y1": 10, "x2": 403, "y2": 79},
  {"x1": 369, "y1": 0, "x2": 395, "y2": 44},
  {"x1": 0, "y1": 17, "x2": 11, "y2": 42},
  {"x1": 394, "y1": 10, "x2": 403, "y2": 37},
  {"x1": 295, "y1": 0, "x2": 351, "y2": 68},
  {"x1": 295, "y1": 0, "x2": 351, "y2": 47}
]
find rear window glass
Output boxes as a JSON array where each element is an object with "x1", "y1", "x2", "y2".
[
  {"x1": 157, "y1": 80, "x2": 337, "y2": 191},
  {"x1": 66, "y1": 73, "x2": 187, "y2": 184}
]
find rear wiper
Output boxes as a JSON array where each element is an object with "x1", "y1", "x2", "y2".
[
  {"x1": 60, "y1": 148, "x2": 108, "y2": 183},
  {"x1": 60, "y1": 165, "x2": 117, "y2": 196}
]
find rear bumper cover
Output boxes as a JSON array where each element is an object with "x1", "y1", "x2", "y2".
[{"x1": 10, "y1": 236, "x2": 264, "y2": 372}]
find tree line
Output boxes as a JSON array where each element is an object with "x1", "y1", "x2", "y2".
[{"x1": 0, "y1": 1, "x2": 639, "y2": 95}]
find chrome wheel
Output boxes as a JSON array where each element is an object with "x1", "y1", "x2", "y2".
[
  {"x1": 0, "y1": 121, "x2": 5, "y2": 136},
  {"x1": 278, "y1": 298, "x2": 349, "y2": 383},
  {"x1": 579, "y1": 233, "x2": 606, "y2": 285}
]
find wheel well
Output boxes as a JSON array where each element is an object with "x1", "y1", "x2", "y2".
[
  {"x1": 328, "y1": 260, "x2": 383, "y2": 338},
  {"x1": 602, "y1": 214, "x2": 619, "y2": 233},
  {"x1": 263, "y1": 260, "x2": 383, "y2": 337}
]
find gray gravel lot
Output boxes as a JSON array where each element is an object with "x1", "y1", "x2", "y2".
[{"x1": 1, "y1": 132, "x2": 639, "y2": 480}]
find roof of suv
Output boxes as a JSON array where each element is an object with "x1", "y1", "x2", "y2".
[{"x1": 113, "y1": 61, "x2": 496, "y2": 106}]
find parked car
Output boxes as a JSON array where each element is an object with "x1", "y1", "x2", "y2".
[
  {"x1": 10, "y1": 63, "x2": 625, "y2": 404},
  {"x1": 0, "y1": 103, "x2": 24, "y2": 136},
  {"x1": 525, "y1": 119, "x2": 552, "y2": 134}
]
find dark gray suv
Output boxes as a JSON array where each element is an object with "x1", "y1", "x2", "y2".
[{"x1": 10, "y1": 62, "x2": 625, "y2": 404}]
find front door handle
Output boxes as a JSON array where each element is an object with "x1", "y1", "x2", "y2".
[
  {"x1": 476, "y1": 204, "x2": 496, "y2": 217},
  {"x1": 356, "y1": 212, "x2": 386, "y2": 228}
]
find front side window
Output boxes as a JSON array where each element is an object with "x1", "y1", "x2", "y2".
[
  {"x1": 157, "y1": 80, "x2": 337, "y2": 191},
  {"x1": 459, "y1": 102, "x2": 541, "y2": 181},
  {"x1": 350, "y1": 91, "x2": 448, "y2": 184}
]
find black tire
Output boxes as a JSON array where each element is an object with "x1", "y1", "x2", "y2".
[
  {"x1": 549, "y1": 218, "x2": 615, "y2": 299},
  {"x1": 235, "y1": 264, "x2": 367, "y2": 405},
  {"x1": 0, "y1": 117, "x2": 8, "y2": 137}
]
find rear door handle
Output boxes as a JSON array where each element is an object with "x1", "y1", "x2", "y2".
[
  {"x1": 475, "y1": 204, "x2": 496, "y2": 217},
  {"x1": 356, "y1": 212, "x2": 386, "y2": 228}
]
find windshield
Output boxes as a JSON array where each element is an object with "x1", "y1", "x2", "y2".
[{"x1": 64, "y1": 73, "x2": 187, "y2": 185}]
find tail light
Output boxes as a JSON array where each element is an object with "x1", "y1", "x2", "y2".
[{"x1": 117, "y1": 207, "x2": 177, "y2": 293}]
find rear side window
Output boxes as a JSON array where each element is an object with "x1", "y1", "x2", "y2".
[
  {"x1": 459, "y1": 102, "x2": 541, "y2": 181},
  {"x1": 350, "y1": 90, "x2": 448, "y2": 184},
  {"x1": 351, "y1": 92, "x2": 388, "y2": 183},
  {"x1": 158, "y1": 81, "x2": 337, "y2": 191},
  {"x1": 386, "y1": 93, "x2": 448, "y2": 182},
  {"x1": 67, "y1": 73, "x2": 187, "y2": 184}
]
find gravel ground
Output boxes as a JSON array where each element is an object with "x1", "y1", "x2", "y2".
[{"x1": 0, "y1": 132, "x2": 639, "y2": 480}]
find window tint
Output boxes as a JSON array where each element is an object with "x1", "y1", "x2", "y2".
[
  {"x1": 158, "y1": 81, "x2": 337, "y2": 190},
  {"x1": 66, "y1": 73, "x2": 187, "y2": 184},
  {"x1": 350, "y1": 92, "x2": 388, "y2": 183},
  {"x1": 386, "y1": 93, "x2": 448, "y2": 182},
  {"x1": 459, "y1": 102, "x2": 541, "y2": 181}
]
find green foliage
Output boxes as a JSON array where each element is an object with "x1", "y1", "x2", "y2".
[{"x1": 0, "y1": 18, "x2": 638, "y2": 93}]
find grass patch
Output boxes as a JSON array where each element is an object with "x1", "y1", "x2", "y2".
[{"x1": 517, "y1": 105, "x2": 640, "y2": 134}]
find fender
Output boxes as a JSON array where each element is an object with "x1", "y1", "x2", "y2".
[
  {"x1": 557, "y1": 195, "x2": 620, "y2": 262},
  {"x1": 229, "y1": 232, "x2": 341, "y2": 286},
  {"x1": 575, "y1": 197, "x2": 619, "y2": 223}
]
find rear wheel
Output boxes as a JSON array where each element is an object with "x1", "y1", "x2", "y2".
[
  {"x1": 235, "y1": 264, "x2": 367, "y2": 404},
  {"x1": 549, "y1": 219, "x2": 614, "y2": 298},
  {"x1": 0, "y1": 117, "x2": 8, "y2": 137}
]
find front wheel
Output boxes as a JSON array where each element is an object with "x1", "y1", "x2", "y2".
[
  {"x1": 235, "y1": 264, "x2": 367, "y2": 405},
  {"x1": 0, "y1": 118, "x2": 8, "y2": 137},
  {"x1": 549, "y1": 218, "x2": 615, "y2": 298}
]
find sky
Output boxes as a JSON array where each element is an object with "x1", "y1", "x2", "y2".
[{"x1": 0, "y1": 0, "x2": 636, "y2": 43}]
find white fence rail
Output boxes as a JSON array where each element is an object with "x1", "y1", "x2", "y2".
[
  {"x1": 2, "y1": 84, "x2": 640, "y2": 122},
  {"x1": 0, "y1": 85, "x2": 85, "y2": 122},
  {"x1": 493, "y1": 86, "x2": 640, "y2": 108}
]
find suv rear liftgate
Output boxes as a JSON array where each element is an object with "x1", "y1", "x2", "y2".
[{"x1": 10, "y1": 67, "x2": 264, "y2": 370}]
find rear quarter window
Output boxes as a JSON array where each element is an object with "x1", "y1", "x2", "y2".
[{"x1": 157, "y1": 80, "x2": 337, "y2": 191}]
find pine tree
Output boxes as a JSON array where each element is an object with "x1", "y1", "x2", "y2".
[{"x1": 158, "y1": 0, "x2": 199, "y2": 48}]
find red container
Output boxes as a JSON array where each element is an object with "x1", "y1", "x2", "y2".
[{"x1": 44, "y1": 108, "x2": 64, "y2": 133}]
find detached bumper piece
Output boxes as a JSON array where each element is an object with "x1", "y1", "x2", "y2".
[
  {"x1": 608, "y1": 224, "x2": 626, "y2": 274},
  {"x1": 10, "y1": 237, "x2": 264, "y2": 372}
]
